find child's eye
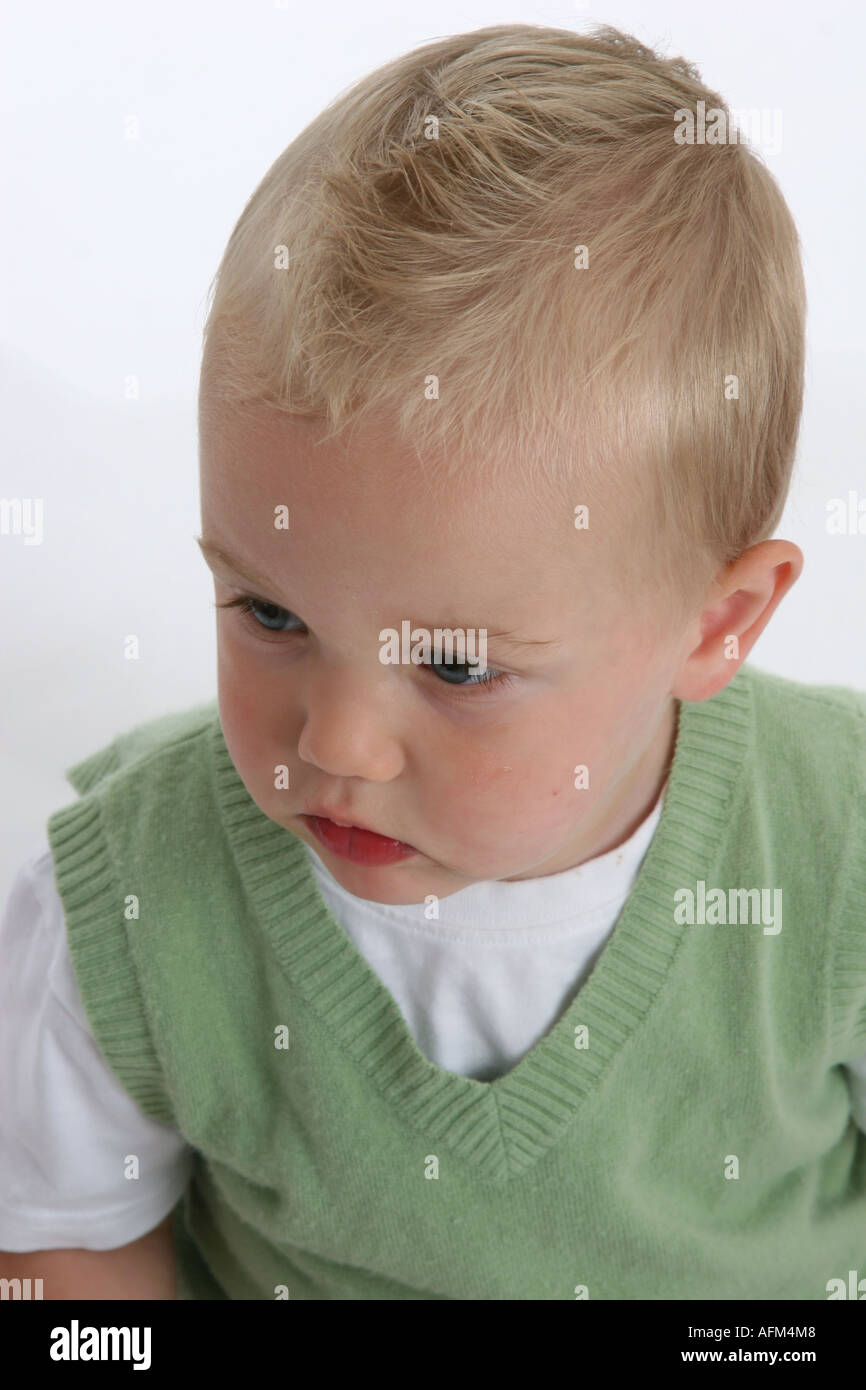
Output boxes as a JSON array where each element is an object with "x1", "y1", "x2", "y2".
[
  {"x1": 216, "y1": 595, "x2": 305, "y2": 634},
  {"x1": 214, "y1": 596, "x2": 516, "y2": 696},
  {"x1": 427, "y1": 659, "x2": 514, "y2": 695}
]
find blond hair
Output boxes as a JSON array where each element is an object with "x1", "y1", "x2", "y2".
[{"x1": 200, "y1": 23, "x2": 806, "y2": 616}]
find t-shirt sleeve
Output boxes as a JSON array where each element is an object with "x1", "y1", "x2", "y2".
[{"x1": 0, "y1": 839, "x2": 193, "y2": 1251}]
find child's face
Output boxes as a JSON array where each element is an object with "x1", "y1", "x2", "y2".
[{"x1": 199, "y1": 399, "x2": 691, "y2": 905}]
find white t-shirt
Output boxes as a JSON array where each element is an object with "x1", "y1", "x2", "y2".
[{"x1": 2, "y1": 782, "x2": 866, "y2": 1252}]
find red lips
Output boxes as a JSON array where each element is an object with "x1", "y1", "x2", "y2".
[{"x1": 301, "y1": 815, "x2": 417, "y2": 866}]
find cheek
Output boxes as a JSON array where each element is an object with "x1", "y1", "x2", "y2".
[
  {"x1": 451, "y1": 694, "x2": 625, "y2": 830},
  {"x1": 216, "y1": 660, "x2": 277, "y2": 798},
  {"x1": 425, "y1": 703, "x2": 587, "y2": 819},
  {"x1": 216, "y1": 623, "x2": 288, "y2": 736}
]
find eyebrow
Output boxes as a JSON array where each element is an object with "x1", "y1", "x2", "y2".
[
  {"x1": 196, "y1": 536, "x2": 560, "y2": 652},
  {"x1": 197, "y1": 538, "x2": 277, "y2": 597}
]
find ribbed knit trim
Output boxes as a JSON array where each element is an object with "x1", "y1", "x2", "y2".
[
  {"x1": 45, "y1": 795, "x2": 174, "y2": 1125},
  {"x1": 44, "y1": 709, "x2": 219, "y2": 1127},
  {"x1": 210, "y1": 669, "x2": 753, "y2": 1181},
  {"x1": 829, "y1": 688, "x2": 866, "y2": 1060}
]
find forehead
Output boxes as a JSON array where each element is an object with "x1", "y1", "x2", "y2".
[{"x1": 199, "y1": 398, "x2": 614, "y2": 622}]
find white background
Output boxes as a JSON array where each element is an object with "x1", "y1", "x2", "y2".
[{"x1": 2, "y1": 0, "x2": 864, "y2": 896}]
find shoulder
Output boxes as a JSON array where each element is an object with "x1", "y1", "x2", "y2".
[
  {"x1": 731, "y1": 666, "x2": 866, "y2": 1061},
  {"x1": 740, "y1": 663, "x2": 866, "y2": 796},
  {"x1": 63, "y1": 699, "x2": 220, "y2": 796},
  {"x1": 744, "y1": 662, "x2": 866, "y2": 723},
  {"x1": 46, "y1": 699, "x2": 225, "y2": 904},
  {"x1": 708, "y1": 664, "x2": 866, "y2": 889}
]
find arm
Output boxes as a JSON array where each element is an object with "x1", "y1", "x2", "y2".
[
  {"x1": 0, "y1": 847, "x2": 189, "y2": 1302},
  {"x1": 0, "y1": 1211, "x2": 177, "y2": 1299}
]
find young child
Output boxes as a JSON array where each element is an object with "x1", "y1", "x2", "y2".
[{"x1": 2, "y1": 22, "x2": 865, "y2": 1301}]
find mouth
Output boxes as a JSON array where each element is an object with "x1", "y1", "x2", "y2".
[{"x1": 299, "y1": 814, "x2": 418, "y2": 866}]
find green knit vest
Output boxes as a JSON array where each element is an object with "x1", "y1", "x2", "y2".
[{"x1": 45, "y1": 664, "x2": 866, "y2": 1299}]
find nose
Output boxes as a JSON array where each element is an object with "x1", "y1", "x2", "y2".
[{"x1": 295, "y1": 664, "x2": 405, "y2": 782}]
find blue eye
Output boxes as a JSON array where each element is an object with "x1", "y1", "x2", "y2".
[
  {"x1": 215, "y1": 595, "x2": 516, "y2": 696},
  {"x1": 216, "y1": 596, "x2": 305, "y2": 633},
  {"x1": 428, "y1": 658, "x2": 506, "y2": 692}
]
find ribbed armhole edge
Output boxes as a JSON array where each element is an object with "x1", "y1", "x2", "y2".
[{"x1": 45, "y1": 794, "x2": 173, "y2": 1124}]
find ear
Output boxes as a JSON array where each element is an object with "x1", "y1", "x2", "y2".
[{"x1": 672, "y1": 540, "x2": 803, "y2": 703}]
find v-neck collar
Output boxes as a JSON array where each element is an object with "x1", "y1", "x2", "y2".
[{"x1": 210, "y1": 671, "x2": 752, "y2": 1181}]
